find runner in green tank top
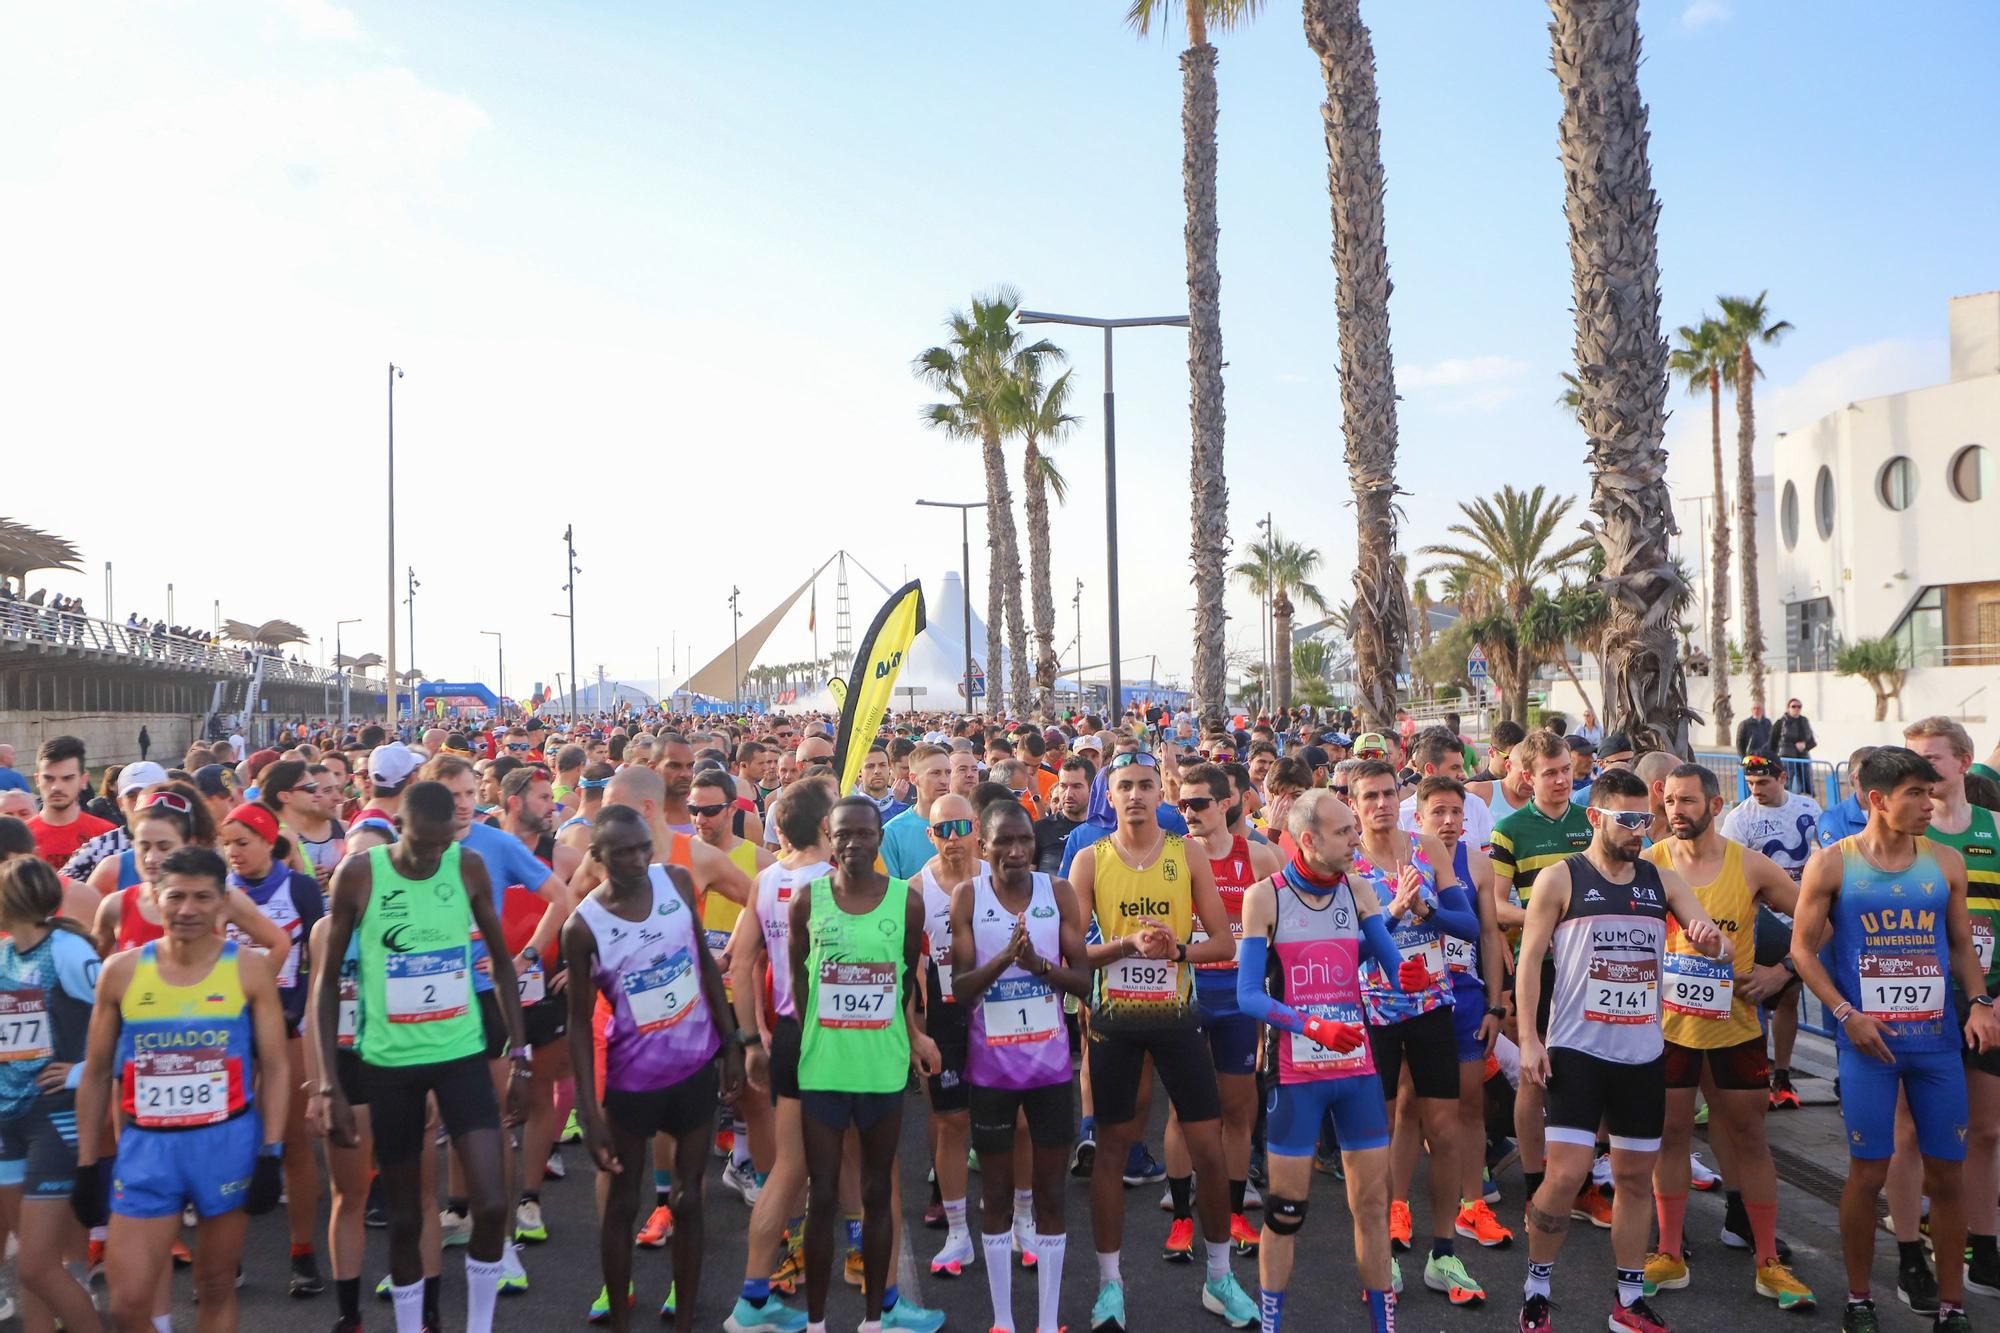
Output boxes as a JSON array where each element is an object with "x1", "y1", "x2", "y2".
[
  {"x1": 786, "y1": 795, "x2": 943, "y2": 1333},
  {"x1": 353, "y1": 842, "x2": 484, "y2": 1066}
]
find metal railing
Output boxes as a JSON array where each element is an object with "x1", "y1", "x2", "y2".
[{"x1": 0, "y1": 600, "x2": 366, "y2": 692}]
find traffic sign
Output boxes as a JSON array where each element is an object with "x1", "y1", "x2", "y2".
[{"x1": 1466, "y1": 647, "x2": 1489, "y2": 682}]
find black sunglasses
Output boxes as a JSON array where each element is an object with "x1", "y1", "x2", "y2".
[
  {"x1": 1177, "y1": 796, "x2": 1216, "y2": 814},
  {"x1": 1110, "y1": 752, "x2": 1159, "y2": 771},
  {"x1": 931, "y1": 818, "x2": 974, "y2": 839},
  {"x1": 688, "y1": 803, "x2": 728, "y2": 818}
]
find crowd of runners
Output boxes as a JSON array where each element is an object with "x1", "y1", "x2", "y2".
[{"x1": 3, "y1": 703, "x2": 2000, "y2": 1333}]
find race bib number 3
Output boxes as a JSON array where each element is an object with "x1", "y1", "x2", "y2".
[
  {"x1": 1105, "y1": 956, "x2": 1179, "y2": 1005},
  {"x1": 384, "y1": 947, "x2": 472, "y2": 1024},
  {"x1": 817, "y1": 960, "x2": 896, "y2": 1030},
  {"x1": 1859, "y1": 954, "x2": 1945, "y2": 1023},
  {"x1": 982, "y1": 974, "x2": 1061, "y2": 1045},
  {"x1": 131, "y1": 1048, "x2": 237, "y2": 1128},
  {"x1": 623, "y1": 950, "x2": 702, "y2": 1034},
  {"x1": 1662, "y1": 952, "x2": 1733, "y2": 1021},
  {"x1": 0, "y1": 989, "x2": 51, "y2": 1063},
  {"x1": 1585, "y1": 954, "x2": 1658, "y2": 1025}
]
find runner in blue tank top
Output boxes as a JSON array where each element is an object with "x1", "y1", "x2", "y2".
[{"x1": 1791, "y1": 746, "x2": 2000, "y2": 1333}]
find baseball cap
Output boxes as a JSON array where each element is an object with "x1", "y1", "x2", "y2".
[
  {"x1": 191, "y1": 764, "x2": 238, "y2": 800},
  {"x1": 245, "y1": 748, "x2": 281, "y2": 781},
  {"x1": 1301, "y1": 745, "x2": 1330, "y2": 773},
  {"x1": 1598, "y1": 732, "x2": 1634, "y2": 760},
  {"x1": 1073, "y1": 735, "x2": 1103, "y2": 754},
  {"x1": 117, "y1": 761, "x2": 170, "y2": 795},
  {"x1": 1566, "y1": 734, "x2": 1597, "y2": 754},
  {"x1": 1326, "y1": 732, "x2": 1355, "y2": 750},
  {"x1": 1352, "y1": 732, "x2": 1389, "y2": 756},
  {"x1": 369, "y1": 743, "x2": 422, "y2": 788}
]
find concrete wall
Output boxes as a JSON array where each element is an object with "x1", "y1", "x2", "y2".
[{"x1": 0, "y1": 712, "x2": 204, "y2": 769}]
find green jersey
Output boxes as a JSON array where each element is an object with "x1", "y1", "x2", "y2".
[
  {"x1": 355, "y1": 844, "x2": 484, "y2": 1067},
  {"x1": 1927, "y1": 804, "x2": 2000, "y2": 993},
  {"x1": 799, "y1": 876, "x2": 909, "y2": 1094},
  {"x1": 1490, "y1": 799, "x2": 1594, "y2": 909}
]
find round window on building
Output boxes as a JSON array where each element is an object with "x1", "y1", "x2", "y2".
[
  {"x1": 1780, "y1": 481, "x2": 1799, "y2": 549},
  {"x1": 1877, "y1": 456, "x2": 1918, "y2": 511},
  {"x1": 1814, "y1": 465, "x2": 1835, "y2": 538},
  {"x1": 1949, "y1": 444, "x2": 1993, "y2": 501}
]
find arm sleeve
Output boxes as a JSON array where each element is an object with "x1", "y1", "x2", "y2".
[
  {"x1": 53, "y1": 931, "x2": 100, "y2": 1005},
  {"x1": 1360, "y1": 912, "x2": 1406, "y2": 976},
  {"x1": 1431, "y1": 886, "x2": 1481, "y2": 942},
  {"x1": 1233, "y1": 934, "x2": 1306, "y2": 1034}
]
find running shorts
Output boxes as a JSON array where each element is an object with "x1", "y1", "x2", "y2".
[
  {"x1": 1664, "y1": 1035, "x2": 1769, "y2": 1091},
  {"x1": 1545, "y1": 1046, "x2": 1666, "y2": 1153},
  {"x1": 358, "y1": 1054, "x2": 500, "y2": 1166},
  {"x1": 0, "y1": 1093, "x2": 80, "y2": 1198},
  {"x1": 604, "y1": 1062, "x2": 720, "y2": 1141},
  {"x1": 927, "y1": 1002, "x2": 970, "y2": 1113},
  {"x1": 111, "y1": 1112, "x2": 261, "y2": 1219},
  {"x1": 1959, "y1": 989, "x2": 2000, "y2": 1079},
  {"x1": 1836, "y1": 1045, "x2": 1967, "y2": 1161},
  {"x1": 768, "y1": 1016, "x2": 802, "y2": 1103},
  {"x1": 1086, "y1": 1024, "x2": 1220, "y2": 1127},
  {"x1": 1196, "y1": 982, "x2": 1259, "y2": 1077},
  {"x1": 1753, "y1": 908, "x2": 1801, "y2": 1010},
  {"x1": 968, "y1": 1081, "x2": 1074, "y2": 1155},
  {"x1": 1266, "y1": 1075, "x2": 1388, "y2": 1156},
  {"x1": 1366, "y1": 1005, "x2": 1459, "y2": 1100},
  {"x1": 1451, "y1": 981, "x2": 1489, "y2": 1064},
  {"x1": 335, "y1": 1049, "x2": 369, "y2": 1107},
  {"x1": 524, "y1": 996, "x2": 566, "y2": 1049},
  {"x1": 799, "y1": 1089, "x2": 902, "y2": 1132},
  {"x1": 477, "y1": 989, "x2": 510, "y2": 1061}
]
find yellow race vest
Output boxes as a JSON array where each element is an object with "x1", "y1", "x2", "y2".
[
  {"x1": 1646, "y1": 839, "x2": 1762, "y2": 1049},
  {"x1": 1089, "y1": 833, "x2": 1196, "y2": 1031}
]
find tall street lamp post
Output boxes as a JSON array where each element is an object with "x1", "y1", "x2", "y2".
[
  {"x1": 562, "y1": 526, "x2": 579, "y2": 722},
  {"x1": 335, "y1": 618, "x2": 361, "y2": 731},
  {"x1": 481, "y1": 630, "x2": 504, "y2": 717},
  {"x1": 916, "y1": 499, "x2": 986, "y2": 715},
  {"x1": 386, "y1": 362, "x2": 404, "y2": 725},
  {"x1": 729, "y1": 586, "x2": 743, "y2": 712}
]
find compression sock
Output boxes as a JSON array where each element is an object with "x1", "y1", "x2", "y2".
[
  {"x1": 944, "y1": 1196, "x2": 969, "y2": 1246},
  {"x1": 1097, "y1": 1249, "x2": 1122, "y2": 1286},
  {"x1": 337, "y1": 1276, "x2": 361, "y2": 1320},
  {"x1": 655, "y1": 1169, "x2": 672, "y2": 1207},
  {"x1": 1745, "y1": 1199, "x2": 1779, "y2": 1267},
  {"x1": 743, "y1": 1278, "x2": 772, "y2": 1304},
  {"x1": 1259, "y1": 1286, "x2": 1286, "y2": 1333},
  {"x1": 1525, "y1": 1260, "x2": 1554, "y2": 1301},
  {"x1": 1431, "y1": 1236, "x2": 1454, "y2": 1260},
  {"x1": 1229, "y1": 1178, "x2": 1247, "y2": 1215},
  {"x1": 390, "y1": 1281, "x2": 424, "y2": 1333},
  {"x1": 1656, "y1": 1192, "x2": 1687, "y2": 1258},
  {"x1": 983, "y1": 1231, "x2": 1014, "y2": 1331},
  {"x1": 465, "y1": 1255, "x2": 504, "y2": 1333},
  {"x1": 1033, "y1": 1231, "x2": 1065, "y2": 1333},
  {"x1": 422, "y1": 1275, "x2": 441, "y2": 1326},
  {"x1": 1900, "y1": 1240, "x2": 1928, "y2": 1269},
  {"x1": 1167, "y1": 1174, "x2": 1194, "y2": 1220},
  {"x1": 1363, "y1": 1287, "x2": 1393, "y2": 1332},
  {"x1": 1205, "y1": 1239, "x2": 1230, "y2": 1282},
  {"x1": 1617, "y1": 1266, "x2": 1645, "y2": 1308},
  {"x1": 1523, "y1": 1170, "x2": 1544, "y2": 1204}
]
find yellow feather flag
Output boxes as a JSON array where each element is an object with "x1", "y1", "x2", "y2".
[
  {"x1": 833, "y1": 581, "x2": 925, "y2": 797},
  {"x1": 826, "y1": 677, "x2": 848, "y2": 711}
]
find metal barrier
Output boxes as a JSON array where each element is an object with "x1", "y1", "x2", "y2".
[
  {"x1": 0, "y1": 600, "x2": 363, "y2": 692},
  {"x1": 1691, "y1": 751, "x2": 1843, "y2": 808}
]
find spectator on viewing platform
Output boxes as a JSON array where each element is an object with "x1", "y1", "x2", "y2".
[{"x1": 0, "y1": 745, "x2": 29, "y2": 795}]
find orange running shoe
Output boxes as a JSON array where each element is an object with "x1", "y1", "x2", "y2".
[
  {"x1": 769, "y1": 1242, "x2": 804, "y2": 1294},
  {"x1": 1455, "y1": 1199, "x2": 1514, "y2": 1249},
  {"x1": 1389, "y1": 1199, "x2": 1414, "y2": 1252},
  {"x1": 635, "y1": 1204, "x2": 674, "y2": 1248},
  {"x1": 714, "y1": 1127, "x2": 736, "y2": 1158},
  {"x1": 1229, "y1": 1212, "x2": 1260, "y2": 1255},
  {"x1": 1572, "y1": 1183, "x2": 1614, "y2": 1230},
  {"x1": 1162, "y1": 1216, "x2": 1196, "y2": 1262},
  {"x1": 1768, "y1": 1070, "x2": 1801, "y2": 1111}
]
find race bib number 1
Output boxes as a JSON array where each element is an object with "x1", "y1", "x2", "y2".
[
  {"x1": 982, "y1": 975, "x2": 1061, "y2": 1045},
  {"x1": 1859, "y1": 954, "x2": 1945, "y2": 1023},
  {"x1": 1585, "y1": 954, "x2": 1658, "y2": 1025}
]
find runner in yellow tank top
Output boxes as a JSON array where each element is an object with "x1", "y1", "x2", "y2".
[{"x1": 1641, "y1": 762, "x2": 1813, "y2": 1308}]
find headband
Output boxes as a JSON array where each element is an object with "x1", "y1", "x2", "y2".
[{"x1": 225, "y1": 803, "x2": 282, "y2": 846}]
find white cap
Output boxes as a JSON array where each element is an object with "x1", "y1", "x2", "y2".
[
  {"x1": 369, "y1": 743, "x2": 421, "y2": 788},
  {"x1": 117, "y1": 761, "x2": 169, "y2": 795},
  {"x1": 1073, "y1": 735, "x2": 1103, "y2": 754}
]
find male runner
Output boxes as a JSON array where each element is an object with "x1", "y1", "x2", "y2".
[
  {"x1": 1400, "y1": 727, "x2": 1495, "y2": 852},
  {"x1": 1515, "y1": 767, "x2": 1731, "y2": 1333},
  {"x1": 882, "y1": 745, "x2": 951, "y2": 879},
  {"x1": 692, "y1": 770, "x2": 776, "y2": 1203},
  {"x1": 1641, "y1": 764, "x2": 1814, "y2": 1309},
  {"x1": 654, "y1": 736, "x2": 700, "y2": 833},
  {"x1": 1034, "y1": 757, "x2": 1094, "y2": 875},
  {"x1": 1791, "y1": 746, "x2": 1997, "y2": 1333},
  {"x1": 1721, "y1": 752, "x2": 1820, "y2": 1108},
  {"x1": 914, "y1": 793, "x2": 984, "y2": 1276},
  {"x1": 857, "y1": 745, "x2": 908, "y2": 822},
  {"x1": 1068, "y1": 751, "x2": 1258, "y2": 1331},
  {"x1": 27, "y1": 736, "x2": 114, "y2": 870}
]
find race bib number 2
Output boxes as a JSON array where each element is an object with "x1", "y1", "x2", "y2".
[{"x1": 384, "y1": 947, "x2": 471, "y2": 1024}]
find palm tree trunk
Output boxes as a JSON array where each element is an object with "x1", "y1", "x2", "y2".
[
  {"x1": 979, "y1": 424, "x2": 1016, "y2": 717},
  {"x1": 1180, "y1": 33, "x2": 1231, "y2": 735},
  {"x1": 1003, "y1": 520, "x2": 1031, "y2": 719},
  {"x1": 1707, "y1": 367, "x2": 1734, "y2": 745},
  {"x1": 1735, "y1": 343, "x2": 1766, "y2": 714},
  {"x1": 1550, "y1": 0, "x2": 1690, "y2": 757},
  {"x1": 1272, "y1": 588, "x2": 1296, "y2": 714},
  {"x1": 1023, "y1": 440, "x2": 1059, "y2": 722},
  {"x1": 1306, "y1": 0, "x2": 1407, "y2": 737}
]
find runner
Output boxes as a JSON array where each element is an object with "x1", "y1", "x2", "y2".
[
  {"x1": 1068, "y1": 750, "x2": 1258, "y2": 1332},
  {"x1": 913, "y1": 792, "x2": 985, "y2": 1278},
  {"x1": 1401, "y1": 727, "x2": 1496, "y2": 852},
  {"x1": 311, "y1": 779, "x2": 530, "y2": 1333},
  {"x1": 26, "y1": 737, "x2": 115, "y2": 871},
  {"x1": 564, "y1": 804, "x2": 743, "y2": 1333},
  {"x1": 89, "y1": 790, "x2": 292, "y2": 961},
  {"x1": 1721, "y1": 752, "x2": 1820, "y2": 1110},
  {"x1": 1232, "y1": 787, "x2": 1426, "y2": 1333},
  {"x1": 72, "y1": 845, "x2": 290, "y2": 1333},
  {"x1": 1641, "y1": 763, "x2": 1815, "y2": 1310},
  {"x1": 882, "y1": 744, "x2": 951, "y2": 878},
  {"x1": 950, "y1": 799, "x2": 1091, "y2": 1333},
  {"x1": 1514, "y1": 767, "x2": 1732, "y2": 1333},
  {"x1": 1033, "y1": 756, "x2": 1094, "y2": 875}
]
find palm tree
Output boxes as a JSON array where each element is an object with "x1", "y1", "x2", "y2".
[
  {"x1": 1303, "y1": 0, "x2": 1406, "y2": 735},
  {"x1": 1716, "y1": 290, "x2": 1792, "y2": 719},
  {"x1": 916, "y1": 288, "x2": 1061, "y2": 718},
  {"x1": 1556, "y1": 371, "x2": 1583, "y2": 415},
  {"x1": 1010, "y1": 365, "x2": 1079, "y2": 722},
  {"x1": 1669, "y1": 315, "x2": 1733, "y2": 745},
  {"x1": 1421, "y1": 485, "x2": 1593, "y2": 725},
  {"x1": 1127, "y1": 0, "x2": 1261, "y2": 733},
  {"x1": 1551, "y1": 0, "x2": 1691, "y2": 755},
  {"x1": 1232, "y1": 531, "x2": 1330, "y2": 715}
]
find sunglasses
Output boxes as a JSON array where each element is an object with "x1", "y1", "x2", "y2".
[
  {"x1": 1109, "y1": 752, "x2": 1160, "y2": 771},
  {"x1": 1742, "y1": 758, "x2": 1777, "y2": 775},
  {"x1": 1177, "y1": 796, "x2": 1216, "y2": 814},
  {"x1": 506, "y1": 743, "x2": 532, "y2": 752},
  {"x1": 931, "y1": 818, "x2": 974, "y2": 839},
  {"x1": 689, "y1": 803, "x2": 728, "y2": 818},
  {"x1": 1604, "y1": 810, "x2": 1654, "y2": 831},
  {"x1": 1330, "y1": 785, "x2": 1349, "y2": 796},
  {"x1": 293, "y1": 782, "x2": 320, "y2": 794},
  {"x1": 141, "y1": 791, "x2": 194, "y2": 815}
]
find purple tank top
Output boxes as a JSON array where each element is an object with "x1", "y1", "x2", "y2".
[
  {"x1": 965, "y1": 871, "x2": 1069, "y2": 1090},
  {"x1": 578, "y1": 866, "x2": 720, "y2": 1091}
]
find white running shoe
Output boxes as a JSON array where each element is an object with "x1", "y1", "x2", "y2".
[
  {"x1": 722, "y1": 1159, "x2": 764, "y2": 1206},
  {"x1": 1689, "y1": 1153, "x2": 1721, "y2": 1191}
]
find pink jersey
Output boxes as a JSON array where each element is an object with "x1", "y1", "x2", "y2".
[{"x1": 1271, "y1": 873, "x2": 1375, "y2": 1085}]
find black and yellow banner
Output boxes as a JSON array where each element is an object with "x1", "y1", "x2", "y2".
[{"x1": 833, "y1": 581, "x2": 926, "y2": 797}]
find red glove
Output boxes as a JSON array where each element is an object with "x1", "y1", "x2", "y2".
[
  {"x1": 1302, "y1": 1015, "x2": 1364, "y2": 1053},
  {"x1": 1397, "y1": 957, "x2": 1432, "y2": 992}
]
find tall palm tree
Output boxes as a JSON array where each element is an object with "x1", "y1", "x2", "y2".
[
  {"x1": 1303, "y1": 0, "x2": 1406, "y2": 736},
  {"x1": 1550, "y1": 0, "x2": 1690, "y2": 754},
  {"x1": 1232, "y1": 531, "x2": 1330, "y2": 714},
  {"x1": 1715, "y1": 290, "x2": 1792, "y2": 718},
  {"x1": 916, "y1": 288, "x2": 1060, "y2": 717},
  {"x1": 1669, "y1": 315, "x2": 1733, "y2": 744},
  {"x1": 1127, "y1": 0, "x2": 1261, "y2": 732},
  {"x1": 1010, "y1": 365, "x2": 1079, "y2": 722},
  {"x1": 1421, "y1": 485, "x2": 1593, "y2": 725}
]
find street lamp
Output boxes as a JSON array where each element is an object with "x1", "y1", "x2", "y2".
[
  {"x1": 1073, "y1": 578, "x2": 1084, "y2": 709},
  {"x1": 915, "y1": 500, "x2": 986, "y2": 715},
  {"x1": 404, "y1": 567, "x2": 421, "y2": 685},
  {"x1": 481, "y1": 630, "x2": 504, "y2": 717},
  {"x1": 1255, "y1": 514, "x2": 1273, "y2": 715},
  {"x1": 1015, "y1": 309, "x2": 1187, "y2": 720},
  {"x1": 335, "y1": 618, "x2": 361, "y2": 731},
  {"x1": 561, "y1": 526, "x2": 579, "y2": 722},
  {"x1": 728, "y1": 586, "x2": 743, "y2": 712},
  {"x1": 386, "y1": 362, "x2": 404, "y2": 726}
]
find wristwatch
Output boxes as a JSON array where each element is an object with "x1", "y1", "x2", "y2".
[
  {"x1": 1175, "y1": 942, "x2": 1189, "y2": 964},
  {"x1": 1485, "y1": 1005, "x2": 1507, "y2": 1019},
  {"x1": 735, "y1": 1030, "x2": 764, "y2": 1048},
  {"x1": 1779, "y1": 956, "x2": 1798, "y2": 976},
  {"x1": 1974, "y1": 995, "x2": 1996, "y2": 1009},
  {"x1": 520, "y1": 946, "x2": 540, "y2": 967}
]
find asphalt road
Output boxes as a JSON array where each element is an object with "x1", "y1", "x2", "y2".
[{"x1": 68, "y1": 1090, "x2": 1960, "y2": 1332}]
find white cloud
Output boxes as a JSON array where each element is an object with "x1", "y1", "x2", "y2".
[
  {"x1": 1399, "y1": 354, "x2": 1531, "y2": 390},
  {"x1": 1681, "y1": 1, "x2": 1732, "y2": 31},
  {"x1": 272, "y1": 0, "x2": 363, "y2": 42}
]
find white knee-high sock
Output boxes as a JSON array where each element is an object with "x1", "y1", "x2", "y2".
[
  {"x1": 1034, "y1": 1231, "x2": 1067, "y2": 1333},
  {"x1": 983, "y1": 1230, "x2": 1015, "y2": 1330},
  {"x1": 391, "y1": 1281, "x2": 425, "y2": 1333},
  {"x1": 465, "y1": 1255, "x2": 505, "y2": 1333}
]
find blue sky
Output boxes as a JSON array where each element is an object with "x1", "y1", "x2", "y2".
[{"x1": 4, "y1": 0, "x2": 1994, "y2": 698}]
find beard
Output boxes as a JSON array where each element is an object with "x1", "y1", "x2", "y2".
[
  {"x1": 1670, "y1": 810, "x2": 1712, "y2": 841},
  {"x1": 1604, "y1": 838, "x2": 1642, "y2": 865}
]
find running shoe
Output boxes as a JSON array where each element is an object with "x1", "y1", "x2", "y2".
[
  {"x1": 1201, "y1": 1272, "x2": 1258, "y2": 1328},
  {"x1": 1643, "y1": 1250, "x2": 1689, "y2": 1296},
  {"x1": 1162, "y1": 1216, "x2": 1196, "y2": 1262},
  {"x1": 1391, "y1": 1255, "x2": 1403, "y2": 1295},
  {"x1": 1228, "y1": 1211, "x2": 1259, "y2": 1255},
  {"x1": 967, "y1": 1148, "x2": 981, "y2": 1174},
  {"x1": 1965, "y1": 1246, "x2": 2000, "y2": 1296},
  {"x1": 722, "y1": 1159, "x2": 764, "y2": 1206},
  {"x1": 1755, "y1": 1259, "x2": 1816, "y2": 1311},
  {"x1": 1424, "y1": 1251, "x2": 1485, "y2": 1305},
  {"x1": 1693, "y1": 1099, "x2": 1710, "y2": 1126},
  {"x1": 1572, "y1": 1182, "x2": 1614, "y2": 1229},
  {"x1": 1091, "y1": 1281, "x2": 1127, "y2": 1333},
  {"x1": 1122, "y1": 1142, "x2": 1166, "y2": 1186},
  {"x1": 1689, "y1": 1153, "x2": 1720, "y2": 1192},
  {"x1": 1486, "y1": 1137, "x2": 1519, "y2": 1174},
  {"x1": 636, "y1": 1203, "x2": 674, "y2": 1248},
  {"x1": 1071, "y1": 1123, "x2": 1096, "y2": 1178},
  {"x1": 365, "y1": 1174, "x2": 388, "y2": 1228},
  {"x1": 1519, "y1": 1292, "x2": 1553, "y2": 1332},
  {"x1": 1456, "y1": 1199, "x2": 1514, "y2": 1248},
  {"x1": 1609, "y1": 1297, "x2": 1671, "y2": 1331},
  {"x1": 1482, "y1": 1167, "x2": 1502, "y2": 1204},
  {"x1": 562, "y1": 1108, "x2": 582, "y2": 1143},
  {"x1": 1013, "y1": 1214, "x2": 1038, "y2": 1268},
  {"x1": 498, "y1": 1242, "x2": 528, "y2": 1294},
  {"x1": 769, "y1": 1244, "x2": 805, "y2": 1293},
  {"x1": 881, "y1": 1294, "x2": 947, "y2": 1332},
  {"x1": 1900, "y1": 1257, "x2": 1941, "y2": 1315},
  {"x1": 1389, "y1": 1199, "x2": 1413, "y2": 1251},
  {"x1": 439, "y1": 1206, "x2": 472, "y2": 1248},
  {"x1": 172, "y1": 1239, "x2": 193, "y2": 1267},
  {"x1": 922, "y1": 1198, "x2": 946, "y2": 1228},
  {"x1": 1158, "y1": 1182, "x2": 1181, "y2": 1213},
  {"x1": 714, "y1": 1127, "x2": 735, "y2": 1158},
  {"x1": 586, "y1": 1282, "x2": 634, "y2": 1325},
  {"x1": 1313, "y1": 1144, "x2": 1344, "y2": 1179},
  {"x1": 1840, "y1": 1301, "x2": 1881, "y2": 1333},
  {"x1": 543, "y1": 1147, "x2": 566, "y2": 1181},
  {"x1": 930, "y1": 1233, "x2": 975, "y2": 1277},
  {"x1": 1719, "y1": 1194, "x2": 1793, "y2": 1260},
  {"x1": 659, "y1": 1281, "x2": 676, "y2": 1318},
  {"x1": 290, "y1": 1251, "x2": 326, "y2": 1298},
  {"x1": 844, "y1": 1248, "x2": 866, "y2": 1287},
  {"x1": 376, "y1": 1275, "x2": 392, "y2": 1299},
  {"x1": 1933, "y1": 1309, "x2": 1972, "y2": 1333},
  {"x1": 1768, "y1": 1069, "x2": 1801, "y2": 1110},
  {"x1": 85, "y1": 1236, "x2": 105, "y2": 1282},
  {"x1": 514, "y1": 1199, "x2": 546, "y2": 1243},
  {"x1": 724, "y1": 1294, "x2": 809, "y2": 1333},
  {"x1": 330, "y1": 1316, "x2": 361, "y2": 1333},
  {"x1": 1241, "y1": 1180, "x2": 1261, "y2": 1211}
]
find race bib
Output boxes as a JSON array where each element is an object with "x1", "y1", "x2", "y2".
[
  {"x1": 1975, "y1": 919, "x2": 1995, "y2": 972},
  {"x1": 623, "y1": 949, "x2": 702, "y2": 1033},
  {"x1": 1287, "y1": 1000, "x2": 1371, "y2": 1074},
  {"x1": 817, "y1": 960, "x2": 896, "y2": 1030},
  {"x1": 336, "y1": 974, "x2": 358, "y2": 1049},
  {"x1": 517, "y1": 963, "x2": 547, "y2": 1008},
  {"x1": 1859, "y1": 954, "x2": 1945, "y2": 1023},
  {"x1": 131, "y1": 1047, "x2": 238, "y2": 1128},
  {"x1": 933, "y1": 959, "x2": 956, "y2": 1003},
  {"x1": 982, "y1": 974, "x2": 1061, "y2": 1045},
  {"x1": 1585, "y1": 954, "x2": 1658, "y2": 1025},
  {"x1": 1662, "y1": 952, "x2": 1733, "y2": 1021},
  {"x1": 0, "y1": 990, "x2": 50, "y2": 1063},
  {"x1": 1104, "y1": 956, "x2": 1179, "y2": 1005},
  {"x1": 1398, "y1": 933, "x2": 1445, "y2": 981},
  {"x1": 384, "y1": 947, "x2": 471, "y2": 1024},
  {"x1": 226, "y1": 920, "x2": 301, "y2": 989},
  {"x1": 1191, "y1": 918, "x2": 1243, "y2": 971},
  {"x1": 1442, "y1": 934, "x2": 1476, "y2": 976}
]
